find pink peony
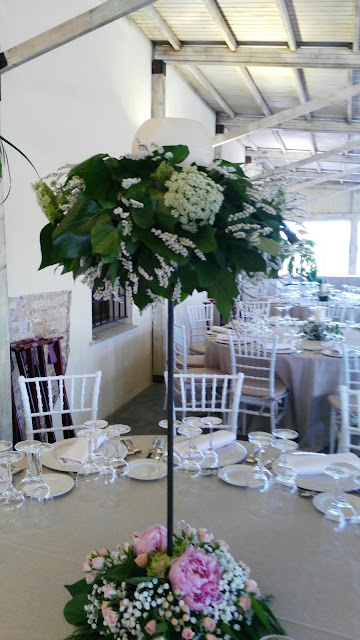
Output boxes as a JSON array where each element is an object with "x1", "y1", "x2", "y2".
[
  {"x1": 92, "y1": 556, "x2": 105, "y2": 570},
  {"x1": 169, "y1": 547, "x2": 223, "y2": 612},
  {"x1": 85, "y1": 572, "x2": 96, "y2": 584},
  {"x1": 198, "y1": 529, "x2": 214, "y2": 543},
  {"x1": 182, "y1": 628, "x2": 195, "y2": 639},
  {"x1": 245, "y1": 579, "x2": 260, "y2": 595},
  {"x1": 103, "y1": 607, "x2": 119, "y2": 627},
  {"x1": 144, "y1": 620, "x2": 156, "y2": 635},
  {"x1": 104, "y1": 585, "x2": 117, "y2": 598},
  {"x1": 239, "y1": 594, "x2": 251, "y2": 612},
  {"x1": 134, "y1": 553, "x2": 148, "y2": 568},
  {"x1": 203, "y1": 617, "x2": 216, "y2": 632},
  {"x1": 133, "y1": 525, "x2": 167, "y2": 556}
]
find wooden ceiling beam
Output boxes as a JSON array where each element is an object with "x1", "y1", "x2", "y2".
[
  {"x1": 187, "y1": 64, "x2": 235, "y2": 117},
  {"x1": 144, "y1": 5, "x2": 181, "y2": 50},
  {"x1": 154, "y1": 45, "x2": 360, "y2": 69},
  {"x1": 275, "y1": 0, "x2": 297, "y2": 51},
  {"x1": 307, "y1": 183, "x2": 360, "y2": 204},
  {"x1": 252, "y1": 138, "x2": 360, "y2": 179},
  {"x1": 288, "y1": 166, "x2": 360, "y2": 192},
  {"x1": 213, "y1": 82, "x2": 360, "y2": 146},
  {"x1": 201, "y1": 0, "x2": 237, "y2": 51},
  {"x1": 354, "y1": 0, "x2": 360, "y2": 52},
  {"x1": 0, "y1": 0, "x2": 155, "y2": 74},
  {"x1": 347, "y1": 70, "x2": 354, "y2": 124},
  {"x1": 217, "y1": 115, "x2": 360, "y2": 135}
]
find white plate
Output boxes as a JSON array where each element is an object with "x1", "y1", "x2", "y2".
[
  {"x1": 128, "y1": 459, "x2": 167, "y2": 481},
  {"x1": 296, "y1": 473, "x2": 359, "y2": 493},
  {"x1": 218, "y1": 464, "x2": 253, "y2": 487},
  {"x1": 312, "y1": 492, "x2": 360, "y2": 520},
  {"x1": 158, "y1": 420, "x2": 182, "y2": 430},
  {"x1": 22, "y1": 473, "x2": 74, "y2": 498},
  {"x1": 42, "y1": 438, "x2": 127, "y2": 473},
  {"x1": 321, "y1": 349, "x2": 343, "y2": 358},
  {"x1": 217, "y1": 442, "x2": 247, "y2": 467},
  {"x1": 215, "y1": 335, "x2": 229, "y2": 343}
]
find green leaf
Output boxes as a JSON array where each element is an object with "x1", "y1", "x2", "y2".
[
  {"x1": 132, "y1": 208, "x2": 155, "y2": 229},
  {"x1": 162, "y1": 145, "x2": 189, "y2": 164},
  {"x1": 39, "y1": 223, "x2": 61, "y2": 269},
  {"x1": 257, "y1": 237, "x2": 280, "y2": 257},
  {"x1": 63, "y1": 595, "x2": 89, "y2": 625},
  {"x1": 207, "y1": 270, "x2": 238, "y2": 319},
  {"x1": 52, "y1": 199, "x2": 105, "y2": 258},
  {"x1": 91, "y1": 222, "x2": 120, "y2": 258},
  {"x1": 195, "y1": 255, "x2": 222, "y2": 287},
  {"x1": 65, "y1": 579, "x2": 93, "y2": 598},
  {"x1": 68, "y1": 154, "x2": 118, "y2": 208},
  {"x1": 250, "y1": 598, "x2": 273, "y2": 633},
  {"x1": 192, "y1": 225, "x2": 217, "y2": 253}
]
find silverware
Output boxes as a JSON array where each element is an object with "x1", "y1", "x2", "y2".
[
  {"x1": 147, "y1": 437, "x2": 160, "y2": 459},
  {"x1": 124, "y1": 438, "x2": 141, "y2": 455},
  {"x1": 154, "y1": 438, "x2": 165, "y2": 460},
  {"x1": 298, "y1": 488, "x2": 319, "y2": 498}
]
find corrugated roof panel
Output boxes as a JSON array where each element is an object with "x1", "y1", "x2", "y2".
[
  {"x1": 303, "y1": 69, "x2": 348, "y2": 118},
  {"x1": 292, "y1": 0, "x2": 353, "y2": 42},
  {"x1": 219, "y1": 0, "x2": 288, "y2": 42}
]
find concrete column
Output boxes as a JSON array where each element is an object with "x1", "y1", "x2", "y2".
[
  {"x1": 151, "y1": 60, "x2": 166, "y2": 118},
  {"x1": 349, "y1": 216, "x2": 358, "y2": 275},
  {"x1": 214, "y1": 122, "x2": 224, "y2": 160}
]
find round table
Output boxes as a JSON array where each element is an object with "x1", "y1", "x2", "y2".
[
  {"x1": 1, "y1": 435, "x2": 359, "y2": 640},
  {"x1": 205, "y1": 330, "x2": 360, "y2": 451}
]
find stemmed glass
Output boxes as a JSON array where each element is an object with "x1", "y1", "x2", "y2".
[
  {"x1": 247, "y1": 432, "x2": 274, "y2": 518},
  {"x1": 0, "y1": 451, "x2": 25, "y2": 532},
  {"x1": 104, "y1": 425, "x2": 130, "y2": 477},
  {"x1": 76, "y1": 429, "x2": 104, "y2": 499},
  {"x1": 83, "y1": 420, "x2": 108, "y2": 458},
  {"x1": 200, "y1": 417, "x2": 222, "y2": 475},
  {"x1": 178, "y1": 419, "x2": 204, "y2": 476},
  {"x1": 0, "y1": 441, "x2": 12, "y2": 486},
  {"x1": 271, "y1": 431, "x2": 299, "y2": 513},
  {"x1": 323, "y1": 463, "x2": 359, "y2": 522},
  {"x1": 271, "y1": 429, "x2": 299, "y2": 476},
  {"x1": 321, "y1": 463, "x2": 360, "y2": 553},
  {"x1": 14, "y1": 439, "x2": 40, "y2": 493}
]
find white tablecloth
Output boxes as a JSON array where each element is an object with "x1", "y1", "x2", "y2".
[{"x1": 1, "y1": 435, "x2": 359, "y2": 640}]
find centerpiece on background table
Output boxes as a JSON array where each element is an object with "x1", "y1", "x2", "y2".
[
  {"x1": 62, "y1": 522, "x2": 286, "y2": 640},
  {"x1": 33, "y1": 124, "x2": 299, "y2": 639}
]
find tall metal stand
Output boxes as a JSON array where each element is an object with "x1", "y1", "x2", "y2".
[{"x1": 166, "y1": 293, "x2": 174, "y2": 555}]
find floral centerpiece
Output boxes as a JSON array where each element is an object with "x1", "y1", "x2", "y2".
[
  {"x1": 303, "y1": 320, "x2": 341, "y2": 341},
  {"x1": 63, "y1": 523, "x2": 285, "y2": 640},
  {"x1": 33, "y1": 142, "x2": 298, "y2": 319}
]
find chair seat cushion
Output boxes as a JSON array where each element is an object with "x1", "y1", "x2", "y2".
[
  {"x1": 242, "y1": 376, "x2": 288, "y2": 399},
  {"x1": 190, "y1": 345, "x2": 206, "y2": 355},
  {"x1": 176, "y1": 354, "x2": 205, "y2": 367}
]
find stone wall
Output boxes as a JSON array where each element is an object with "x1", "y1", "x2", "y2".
[{"x1": 9, "y1": 291, "x2": 71, "y2": 437}]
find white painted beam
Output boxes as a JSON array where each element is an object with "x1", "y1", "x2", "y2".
[
  {"x1": 243, "y1": 136, "x2": 259, "y2": 152},
  {"x1": 347, "y1": 70, "x2": 354, "y2": 124},
  {"x1": 144, "y1": 5, "x2": 181, "y2": 50},
  {"x1": 307, "y1": 183, "x2": 360, "y2": 204},
  {"x1": 154, "y1": 45, "x2": 360, "y2": 69},
  {"x1": 354, "y1": 0, "x2": 360, "y2": 52},
  {"x1": 253, "y1": 138, "x2": 360, "y2": 179},
  {"x1": 0, "y1": 0, "x2": 155, "y2": 74},
  {"x1": 213, "y1": 82, "x2": 360, "y2": 146},
  {"x1": 275, "y1": 0, "x2": 297, "y2": 51},
  {"x1": 292, "y1": 68, "x2": 311, "y2": 121},
  {"x1": 288, "y1": 166, "x2": 360, "y2": 192},
  {"x1": 216, "y1": 116, "x2": 360, "y2": 142},
  {"x1": 201, "y1": 0, "x2": 237, "y2": 51},
  {"x1": 187, "y1": 64, "x2": 235, "y2": 117}
]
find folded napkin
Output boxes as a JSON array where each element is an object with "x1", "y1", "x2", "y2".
[
  {"x1": 174, "y1": 429, "x2": 235, "y2": 456},
  {"x1": 285, "y1": 452, "x2": 360, "y2": 476},
  {"x1": 216, "y1": 334, "x2": 230, "y2": 343},
  {"x1": 58, "y1": 434, "x2": 106, "y2": 465},
  {"x1": 211, "y1": 325, "x2": 230, "y2": 334}
]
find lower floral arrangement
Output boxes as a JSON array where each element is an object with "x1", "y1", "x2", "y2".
[{"x1": 63, "y1": 523, "x2": 286, "y2": 640}]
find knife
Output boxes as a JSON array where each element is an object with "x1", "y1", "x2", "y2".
[
  {"x1": 147, "y1": 437, "x2": 160, "y2": 458},
  {"x1": 154, "y1": 438, "x2": 165, "y2": 460}
]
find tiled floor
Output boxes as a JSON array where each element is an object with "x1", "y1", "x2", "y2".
[{"x1": 106, "y1": 382, "x2": 168, "y2": 435}]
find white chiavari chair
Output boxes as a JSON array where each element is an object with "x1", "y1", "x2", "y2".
[{"x1": 186, "y1": 304, "x2": 214, "y2": 354}]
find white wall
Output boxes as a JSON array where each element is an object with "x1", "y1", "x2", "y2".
[{"x1": 0, "y1": 1, "x2": 220, "y2": 419}]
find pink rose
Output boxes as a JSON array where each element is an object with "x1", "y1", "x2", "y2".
[
  {"x1": 85, "y1": 572, "x2": 96, "y2": 584},
  {"x1": 134, "y1": 553, "x2": 148, "y2": 568},
  {"x1": 133, "y1": 525, "x2": 167, "y2": 556},
  {"x1": 104, "y1": 585, "x2": 117, "y2": 598},
  {"x1": 99, "y1": 548, "x2": 108, "y2": 557},
  {"x1": 186, "y1": 527, "x2": 196, "y2": 537},
  {"x1": 206, "y1": 635, "x2": 217, "y2": 640},
  {"x1": 123, "y1": 542, "x2": 131, "y2": 552},
  {"x1": 83, "y1": 562, "x2": 91, "y2": 572},
  {"x1": 239, "y1": 594, "x2": 251, "y2": 612},
  {"x1": 216, "y1": 539, "x2": 229, "y2": 551},
  {"x1": 169, "y1": 547, "x2": 223, "y2": 612},
  {"x1": 245, "y1": 579, "x2": 260, "y2": 595},
  {"x1": 144, "y1": 620, "x2": 156, "y2": 635},
  {"x1": 103, "y1": 607, "x2": 119, "y2": 627},
  {"x1": 198, "y1": 529, "x2": 214, "y2": 543},
  {"x1": 101, "y1": 601, "x2": 109, "y2": 614},
  {"x1": 92, "y1": 556, "x2": 105, "y2": 570},
  {"x1": 182, "y1": 628, "x2": 195, "y2": 639},
  {"x1": 203, "y1": 617, "x2": 216, "y2": 632}
]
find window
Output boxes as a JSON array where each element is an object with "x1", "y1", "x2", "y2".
[
  {"x1": 303, "y1": 220, "x2": 351, "y2": 276},
  {"x1": 92, "y1": 288, "x2": 127, "y2": 328}
]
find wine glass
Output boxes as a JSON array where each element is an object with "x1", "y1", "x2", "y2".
[
  {"x1": 178, "y1": 420, "x2": 204, "y2": 476},
  {"x1": 83, "y1": 420, "x2": 108, "y2": 458},
  {"x1": 29, "y1": 442, "x2": 54, "y2": 490},
  {"x1": 247, "y1": 432, "x2": 274, "y2": 518},
  {"x1": 27, "y1": 481, "x2": 55, "y2": 529},
  {"x1": 248, "y1": 431, "x2": 273, "y2": 484},
  {"x1": 76, "y1": 429, "x2": 104, "y2": 500},
  {"x1": 322, "y1": 463, "x2": 359, "y2": 522},
  {"x1": 0, "y1": 451, "x2": 25, "y2": 533},
  {"x1": 105, "y1": 425, "x2": 130, "y2": 476},
  {"x1": 14, "y1": 439, "x2": 39, "y2": 493},
  {"x1": 200, "y1": 416, "x2": 222, "y2": 475}
]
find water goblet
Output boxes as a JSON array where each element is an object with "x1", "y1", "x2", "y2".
[
  {"x1": 323, "y1": 463, "x2": 359, "y2": 522},
  {"x1": 247, "y1": 432, "x2": 274, "y2": 518},
  {"x1": 0, "y1": 451, "x2": 25, "y2": 533},
  {"x1": 105, "y1": 425, "x2": 130, "y2": 476},
  {"x1": 14, "y1": 439, "x2": 40, "y2": 493},
  {"x1": 200, "y1": 416, "x2": 222, "y2": 475},
  {"x1": 178, "y1": 421, "x2": 204, "y2": 476},
  {"x1": 248, "y1": 431, "x2": 274, "y2": 484},
  {"x1": 83, "y1": 420, "x2": 108, "y2": 457},
  {"x1": 76, "y1": 429, "x2": 104, "y2": 500},
  {"x1": 27, "y1": 481, "x2": 55, "y2": 529}
]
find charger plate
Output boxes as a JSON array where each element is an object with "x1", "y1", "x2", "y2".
[
  {"x1": 218, "y1": 464, "x2": 253, "y2": 487},
  {"x1": 42, "y1": 438, "x2": 127, "y2": 473},
  {"x1": 312, "y1": 492, "x2": 360, "y2": 520}
]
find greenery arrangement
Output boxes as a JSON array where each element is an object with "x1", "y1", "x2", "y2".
[
  {"x1": 287, "y1": 239, "x2": 318, "y2": 282},
  {"x1": 33, "y1": 142, "x2": 298, "y2": 318},
  {"x1": 303, "y1": 320, "x2": 340, "y2": 341},
  {"x1": 63, "y1": 523, "x2": 286, "y2": 640}
]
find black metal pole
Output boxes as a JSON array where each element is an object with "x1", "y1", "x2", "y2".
[{"x1": 167, "y1": 292, "x2": 174, "y2": 556}]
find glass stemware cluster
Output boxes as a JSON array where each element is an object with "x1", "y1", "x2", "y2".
[{"x1": 176, "y1": 416, "x2": 223, "y2": 476}]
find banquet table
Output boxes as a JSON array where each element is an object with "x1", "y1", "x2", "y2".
[
  {"x1": 205, "y1": 330, "x2": 360, "y2": 451},
  {"x1": 1, "y1": 435, "x2": 359, "y2": 640}
]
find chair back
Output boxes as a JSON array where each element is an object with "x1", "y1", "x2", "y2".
[
  {"x1": 165, "y1": 371, "x2": 244, "y2": 434},
  {"x1": 236, "y1": 300, "x2": 271, "y2": 323},
  {"x1": 344, "y1": 346, "x2": 360, "y2": 390},
  {"x1": 174, "y1": 324, "x2": 188, "y2": 374},
  {"x1": 339, "y1": 385, "x2": 360, "y2": 453},
  {"x1": 318, "y1": 302, "x2": 346, "y2": 323},
  {"x1": 186, "y1": 304, "x2": 214, "y2": 348},
  {"x1": 18, "y1": 371, "x2": 102, "y2": 440},
  {"x1": 228, "y1": 333, "x2": 278, "y2": 398}
]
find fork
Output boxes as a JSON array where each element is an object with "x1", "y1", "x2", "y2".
[
  {"x1": 123, "y1": 438, "x2": 141, "y2": 455},
  {"x1": 154, "y1": 438, "x2": 165, "y2": 459}
]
